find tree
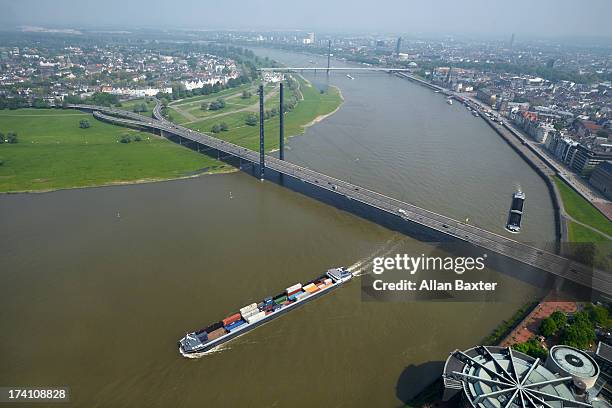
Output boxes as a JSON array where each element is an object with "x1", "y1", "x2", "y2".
[
  {"x1": 550, "y1": 311, "x2": 568, "y2": 327},
  {"x1": 570, "y1": 243, "x2": 596, "y2": 267},
  {"x1": 241, "y1": 90, "x2": 252, "y2": 99},
  {"x1": 32, "y1": 98, "x2": 48, "y2": 109},
  {"x1": 79, "y1": 119, "x2": 90, "y2": 129},
  {"x1": 0, "y1": 132, "x2": 4, "y2": 144},
  {"x1": 540, "y1": 317, "x2": 558, "y2": 337},
  {"x1": 208, "y1": 98, "x2": 226, "y2": 111},
  {"x1": 200, "y1": 102, "x2": 209, "y2": 111},
  {"x1": 119, "y1": 135, "x2": 131, "y2": 144},
  {"x1": 559, "y1": 311, "x2": 596, "y2": 349},
  {"x1": 7, "y1": 132, "x2": 18, "y2": 144},
  {"x1": 512, "y1": 338, "x2": 547, "y2": 359},
  {"x1": 133, "y1": 103, "x2": 148, "y2": 113},
  {"x1": 211, "y1": 124, "x2": 222, "y2": 133},
  {"x1": 220, "y1": 122, "x2": 229, "y2": 131},
  {"x1": 0, "y1": 159, "x2": 3, "y2": 166},
  {"x1": 585, "y1": 304, "x2": 609, "y2": 327},
  {"x1": 245, "y1": 113, "x2": 258, "y2": 126},
  {"x1": 134, "y1": 134, "x2": 142, "y2": 142}
]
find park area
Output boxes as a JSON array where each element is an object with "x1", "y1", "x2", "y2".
[
  {"x1": 0, "y1": 109, "x2": 222, "y2": 193},
  {"x1": 166, "y1": 75, "x2": 343, "y2": 152}
]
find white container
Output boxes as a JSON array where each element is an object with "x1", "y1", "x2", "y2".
[
  {"x1": 246, "y1": 311, "x2": 266, "y2": 324},
  {"x1": 240, "y1": 303, "x2": 258, "y2": 316},
  {"x1": 295, "y1": 292, "x2": 311, "y2": 300},
  {"x1": 286, "y1": 283, "x2": 302, "y2": 294},
  {"x1": 241, "y1": 308, "x2": 259, "y2": 319},
  {"x1": 324, "y1": 278, "x2": 332, "y2": 285}
]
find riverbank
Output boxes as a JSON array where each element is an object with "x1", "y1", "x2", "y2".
[
  {"x1": 0, "y1": 109, "x2": 224, "y2": 193},
  {"x1": 302, "y1": 85, "x2": 344, "y2": 129},
  {"x1": 395, "y1": 73, "x2": 581, "y2": 246}
]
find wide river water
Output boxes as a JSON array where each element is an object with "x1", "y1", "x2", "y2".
[{"x1": 0, "y1": 48, "x2": 556, "y2": 407}]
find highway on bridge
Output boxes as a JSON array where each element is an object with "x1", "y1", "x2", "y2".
[
  {"x1": 258, "y1": 67, "x2": 413, "y2": 72},
  {"x1": 68, "y1": 103, "x2": 612, "y2": 297}
]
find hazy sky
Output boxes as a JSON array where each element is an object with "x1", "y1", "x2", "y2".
[{"x1": 1, "y1": 0, "x2": 611, "y2": 38}]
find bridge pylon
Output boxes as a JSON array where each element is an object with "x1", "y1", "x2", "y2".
[
  {"x1": 279, "y1": 82, "x2": 284, "y2": 161},
  {"x1": 258, "y1": 84, "x2": 265, "y2": 180}
]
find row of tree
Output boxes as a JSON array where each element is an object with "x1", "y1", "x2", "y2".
[
  {"x1": 119, "y1": 134, "x2": 143, "y2": 144},
  {"x1": 243, "y1": 100, "x2": 298, "y2": 127}
]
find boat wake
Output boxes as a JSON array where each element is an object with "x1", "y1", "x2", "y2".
[
  {"x1": 348, "y1": 237, "x2": 406, "y2": 277},
  {"x1": 182, "y1": 343, "x2": 231, "y2": 359}
]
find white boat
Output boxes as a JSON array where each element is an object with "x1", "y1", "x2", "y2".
[
  {"x1": 346, "y1": 74, "x2": 354, "y2": 80},
  {"x1": 446, "y1": 99, "x2": 453, "y2": 105}
]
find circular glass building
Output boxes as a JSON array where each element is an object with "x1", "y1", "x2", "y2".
[{"x1": 443, "y1": 345, "x2": 593, "y2": 408}]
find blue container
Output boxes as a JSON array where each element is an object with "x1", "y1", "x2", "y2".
[
  {"x1": 226, "y1": 320, "x2": 246, "y2": 332},
  {"x1": 197, "y1": 332, "x2": 208, "y2": 342},
  {"x1": 264, "y1": 297, "x2": 273, "y2": 304}
]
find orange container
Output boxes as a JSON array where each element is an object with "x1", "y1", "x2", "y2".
[{"x1": 222, "y1": 313, "x2": 241, "y2": 326}]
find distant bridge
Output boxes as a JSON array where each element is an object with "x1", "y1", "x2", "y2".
[
  {"x1": 65, "y1": 101, "x2": 612, "y2": 298},
  {"x1": 259, "y1": 67, "x2": 413, "y2": 72}
]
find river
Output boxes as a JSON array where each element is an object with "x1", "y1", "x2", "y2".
[{"x1": 0, "y1": 47, "x2": 555, "y2": 407}]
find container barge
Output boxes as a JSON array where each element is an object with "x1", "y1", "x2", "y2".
[
  {"x1": 178, "y1": 267, "x2": 353, "y2": 357},
  {"x1": 506, "y1": 191, "x2": 526, "y2": 233}
]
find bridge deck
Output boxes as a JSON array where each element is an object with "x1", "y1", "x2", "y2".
[{"x1": 71, "y1": 104, "x2": 612, "y2": 296}]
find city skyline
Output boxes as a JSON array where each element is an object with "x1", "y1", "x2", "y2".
[{"x1": 1, "y1": 0, "x2": 612, "y2": 39}]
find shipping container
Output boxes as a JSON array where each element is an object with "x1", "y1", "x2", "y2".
[
  {"x1": 274, "y1": 295, "x2": 288, "y2": 304},
  {"x1": 205, "y1": 321, "x2": 224, "y2": 334},
  {"x1": 286, "y1": 283, "x2": 302, "y2": 294},
  {"x1": 226, "y1": 319, "x2": 246, "y2": 332},
  {"x1": 304, "y1": 283, "x2": 319, "y2": 293},
  {"x1": 246, "y1": 311, "x2": 266, "y2": 324},
  {"x1": 264, "y1": 297, "x2": 273, "y2": 305},
  {"x1": 241, "y1": 308, "x2": 259, "y2": 319},
  {"x1": 222, "y1": 313, "x2": 241, "y2": 326},
  {"x1": 239, "y1": 303, "x2": 258, "y2": 316},
  {"x1": 296, "y1": 292, "x2": 311, "y2": 300},
  {"x1": 207, "y1": 327, "x2": 228, "y2": 341},
  {"x1": 197, "y1": 332, "x2": 208, "y2": 342}
]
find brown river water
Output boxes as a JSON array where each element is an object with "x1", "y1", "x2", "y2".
[{"x1": 0, "y1": 48, "x2": 555, "y2": 407}]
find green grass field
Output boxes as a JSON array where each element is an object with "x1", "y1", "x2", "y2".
[
  {"x1": 554, "y1": 176, "x2": 612, "y2": 237},
  {"x1": 0, "y1": 109, "x2": 225, "y2": 192},
  {"x1": 567, "y1": 221, "x2": 609, "y2": 242},
  {"x1": 0, "y1": 76, "x2": 343, "y2": 193},
  {"x1": 178, "y1": 76, "x2": 343, "y2": 152},
  {"x1": 167, "y1": 83, "x2": 271, "y2": 125},
  {"x1": 120, "y1": 98, "x2": 157, "y2": 118}
]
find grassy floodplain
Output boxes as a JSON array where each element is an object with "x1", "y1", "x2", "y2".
[
  {"x1": 0, "y1": 109, "x2": 224, "y2": 193},
  {"x1": 169, "y1": 75, "x2": 344, "y2": 152},
  {"x1": 553, "y1": 176, "x2": 612, "y2": 239},
  {"x1": 0, "y1": 75, "x2": 343, "y2": 193}
]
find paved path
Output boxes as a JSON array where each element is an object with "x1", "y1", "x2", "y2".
[{"x1": 499, "y1": 300, "x2": 577, "y2": 346}]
